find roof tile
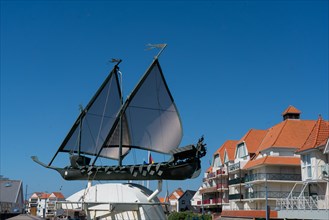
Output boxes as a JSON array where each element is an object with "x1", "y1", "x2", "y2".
[
  {"x1": 297, "y1": 116, "x2": 329, "y2": 152},
  {"x1": 282, "y1": 105, "x2": 301, "y2": 115},
  {"x1": 243, "y1": 156, "x2": 300, "y2": 170}
]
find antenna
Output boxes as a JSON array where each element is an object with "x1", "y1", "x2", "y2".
[{"x1": 146, "y1": 43, "x2": 167, "y2": 59}]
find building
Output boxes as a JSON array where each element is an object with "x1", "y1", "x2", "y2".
[
  {"x1": 190, "y1": 187, "x2": 202, "y2": 212},
  {"x1": 167, "y1": 188, "x2": 184, "y2": 212},
  {"x1": 198, "y1": 140, "x2": 237, "y2": 213},
  {"x1": 28, "y1": 191, "x2": 65, "y2": 218},
  {"x1": 178, "y1": 190, "x2": 196, "y2": 211},
  {"x1": 194, "y1": 106, "x2": 329, "y2": 219},
  {"x1": 277, "y1": 115, "x2": 329, "y2": 219},
  {"x1": 0, "y1": 179, "x2": 24, "y2": 216}
]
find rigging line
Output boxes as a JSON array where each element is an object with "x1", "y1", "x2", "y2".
[
  {"x1": 128, "y1": 105, "x2": 176, "y2": 112},
  {"x1": 156, "y1": 69, "x2": 165, "y2": 152},
  {"x1": 94, "y1": 76, "x2": 114, "y2": 156},
  {"x1": 85, "y1": 112, "x2": 116, "y2": 119},
  {"x1": 83, "y1": 118, "x2": 102, "y2": 156}
]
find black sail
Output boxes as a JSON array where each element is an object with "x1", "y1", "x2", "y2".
[{"x1": 49, "y1": 66, "x2": 122, "y2": 165}]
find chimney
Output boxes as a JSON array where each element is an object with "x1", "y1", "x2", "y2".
[{"x1": 282, "y1": 105, "x2": 301, "y2": 120}]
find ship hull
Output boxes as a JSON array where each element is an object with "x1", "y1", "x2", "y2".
[{"x1": 57, "y1": 160, "x2": 201, "y2": 181}]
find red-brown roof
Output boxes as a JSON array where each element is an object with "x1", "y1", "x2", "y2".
[
  {"x1": 225, "y1": 142, "x2": 237, "y2": 162},
  {"x1": 158, "y1": 197, "x2": 169, "y2": 203},
  {"x1": 50, "y1": 192, "x2": 65, "y2": 199},
  {"x1": 40, "y1": 193, "x2": 50, "y2": 199},
  {"x1": 257, "y1": 119, "x2": 316, "y2": 152},
  {"x1": 214, "y1": 140, "x2": 238, "y2": 162},
  {"x1": 237, "y1": 129, "x2": 268, "y2": 154},
  {"x1": 243, "y1": 156, "x2": 300, "y2": 170},
  {"x1": 205, "y1": 166, "x2": 212, "y2": 173},
  {"x1": 297, "y1": 116, "x2": 329, "y2": 153},
  {"x1": 168, "y1": 188, "x2": 184, "y2": 200},
  {"x1": 282, "y1": 105, "x2": 301, "y2": 115}
]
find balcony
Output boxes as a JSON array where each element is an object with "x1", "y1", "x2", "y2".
[
  {"x1": 199, "y1": 186, "x2": 217, "y2": 194},
  {"x1": 244, "y1": 191, "x2": 302, "y2": 199},
  {"x1": 216, "y1": 168, "x2": 227, "y2": 175},
  {"x1": 217, "y1": 183, "x2": 229, "y2": 189},
  {"x1": 228, "y1": 162, "x2": 240, "y2": 172},
  {"x1": 229, "y1": 193, "x2": 243, "y2": 200},
  {"x1": 228, "y1": 177, "x2": 245, "y2": 185},
  {"x1": 197, "y1": 198, "x2": 229, "y2": 205},
  {"x1": 245, "y1": 173, "x2": 301, "y2": 182}
]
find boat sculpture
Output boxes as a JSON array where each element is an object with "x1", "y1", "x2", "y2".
[{"x1": 32, "y1": 44, "x2": 206, "y2": 182}]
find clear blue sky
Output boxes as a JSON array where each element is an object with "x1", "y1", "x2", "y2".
[{"x1": 1, "y1": 1, "x2": 328, "y2": 199}]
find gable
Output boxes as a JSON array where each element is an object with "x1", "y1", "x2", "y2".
[{"x1": 324, "y1": 138, "x2": 329, "y2": 154}]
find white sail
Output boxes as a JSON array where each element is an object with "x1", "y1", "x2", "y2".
[{"x1": 100, "y1": 59, "x2": 183, "y2": 160}]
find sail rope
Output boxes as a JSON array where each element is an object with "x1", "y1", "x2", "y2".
[{"x1": 92, "y1": 78, "x2": 114, "y2": 157}]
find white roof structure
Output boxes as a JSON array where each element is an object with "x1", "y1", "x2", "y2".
[{"x1": 59, "y1": 183, "x2": 166, "y2": 220}]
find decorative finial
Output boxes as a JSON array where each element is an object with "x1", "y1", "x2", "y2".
[{"x1": 146, "y1": 43, "x2": 167, "y2": 59}]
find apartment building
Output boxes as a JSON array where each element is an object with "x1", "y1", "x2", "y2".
[
  {"x1": 28, "y1": 191, "x2": 65, "y2": 218},
  {"x1": 198, "y1": 140, "x2": 237, "y2": 213},
  {"x1": 277, "y1": 116, "x2": 329, "y2": 219},
  {"x1": 195, "y1": 106, "x2": 329, "y2": 219}
]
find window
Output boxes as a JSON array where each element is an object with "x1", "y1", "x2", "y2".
[
  {"x1": 181, "y1": 200, "x2": 185, "y2": 204},
  {"x1": 236, "y1": 143, "x2": 247, "y2": 159},
  {"x1": 213, "y1": 154, "x2": 221, "y2": 167},
  {"x1": 302, "y1": 154, "x2": 312, "y2": 178},
  {"x1": 224, "y1": 151, "x2": 229, "y2": 164}
]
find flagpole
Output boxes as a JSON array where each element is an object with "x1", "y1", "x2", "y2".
[{"x1": 147, "y1": 150, "x2": 150, "y2": 189}]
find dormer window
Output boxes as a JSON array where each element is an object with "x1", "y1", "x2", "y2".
[
  {"x1": 224, "y1": 151, "x2": 229, "y2": 164},
  {"x1": 213, "y1": 154, "x2": 221, "y2": 167},
  {"x1": 236, "y1": 143, "x2": 247, "y2": 159}
]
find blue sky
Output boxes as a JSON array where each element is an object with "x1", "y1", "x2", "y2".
[{"x1": 1, "y1": 1, "x2": 328, "y2": 199}]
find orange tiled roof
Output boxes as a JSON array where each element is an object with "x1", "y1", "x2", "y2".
[
  {"x1": 257, "y1": 119, "x2": 316, "y2": 152},
  {"x1": 205, "y1": 166, "x2": 212, "y2": 173},
  {"x1": 225, "y1": 142, "x2": 236, "y2": 161},
  {"x1": 237, "y1": 129, "x2": 268, "y2": 154},
  {"x1": 158, "y1": 197, "x2": 168, "y2": 203},
  {"x1": 282, "y1": 105, "x2": 301, "y2": 115},
  {"x1": 297, "y1": 116, "x2": 329, "y2": 153},
  {"x1": 168, "y1": 188, "x2": 184, "y2": 200},
  {"x1": 50, "y1": 192, "x2": 65, "y2": 199},
  {"x1": 243, "y1": 156, "x2": 300, "y2": 170},
  {"x1": 214, "y1": 140, "x2": 238, "y2": 162},
  {"x1": 40, "y1": 193, "x2": 50, "y2": 199}
]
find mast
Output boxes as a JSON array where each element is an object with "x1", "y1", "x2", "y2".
[
  {"x1": 117, "y1": 45, "x2": 167, "y2": 166},
  {"x1": 77, "y1": 104, "x2": 84, "y2": 156},
  {"x1": 113, "y1": 58, "x2": 124, "y2": 166}
]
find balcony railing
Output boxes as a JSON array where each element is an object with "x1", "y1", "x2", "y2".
[
  {"x1": 196, "y1": 198, "x2": 229, "y2": 205},
  {"x1": 228, "y1": 162, "x2": 240, "y2": 172},
  {"x1": 229, "y1": 193, "x2": 243, "y2": 200},
  {"x1": 216, "y1": 168, "x2": 227, "y2": 175},
  {"x1": 245, "y1": 173, "x2": 301, "y2": 182},
  {"x1": 277, "y1": 195, "x2": 329, "y2": 210},
  {"x1": 244, "y1": 191, "x2": 302, "y2": 199},
  {"x1": 228, "y1": 177, "x2": 245, "y2": 185}
]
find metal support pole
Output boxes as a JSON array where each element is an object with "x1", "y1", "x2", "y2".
[{"x1": 266, "y1": 173, "x2": 269, "y2": 220}]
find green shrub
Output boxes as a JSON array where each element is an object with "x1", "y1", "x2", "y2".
[{"x1": 168, "y1": 211, "x2": 211, "y2": 220}]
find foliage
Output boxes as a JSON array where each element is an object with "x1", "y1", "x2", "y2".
[{"x1": 168, "y1": 211, "x2": 211, "y2": 220}]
